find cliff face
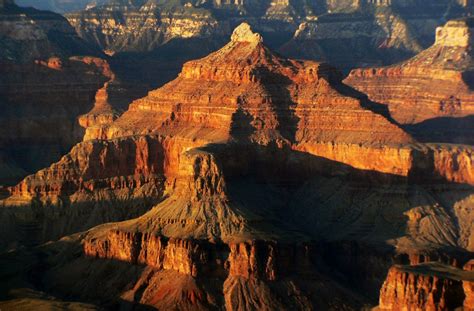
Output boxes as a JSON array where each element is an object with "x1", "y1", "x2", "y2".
[
  {"x1": 62, "y1": 230, "x2": 362, "y2": 310},
  {"x1": 0, "y1": 57, "x2": 111, "y2": 184},
  {"x1": 0, "y1": 2, "x2": 148, "y2": 186},
  {"x1": 74, "y1": 23, "x2": 474, "y2": 185},
  {"x1": 0, "y1": 2, "x2": 107, "y2": 186},
  {"x1": 281, "y1": 9, "x2": 423, "y2": 68},
  {"x1": 84, "y1": 23, "x2": 415, "y2": 176},
  {"x1": 62, "y1": 0, "x2": 472, "y2": 71},
  {"x1": 464, "y1": 260, "x2": 474, "y2": 310},
  {"x1": 1, "y1": 22, "x2": 474, "y2": 310},
  {"x1": 5, "y1": 23, "x2": 474, "y2": 247},
  {"x1": 65, "y1": 2, "x2": 225, "y2": 54},
  {"x1": 0, "y1": 135, "x2": 166, "y2": 251},
  {"x1": 0, "y1": 3, "x2": 100, "y2": 63},
  {"x1": 346, "y1": 18, "x2": 474, "y2": 145},
  {"x1": 281, "y1": 1, "x2": 473, "y2": 68},
  {"x1": 379, "y1": 262, "x2": 474, "y2": 311}
]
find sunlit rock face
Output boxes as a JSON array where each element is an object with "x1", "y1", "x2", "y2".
[
  {"x1": 0, "y1": 4, "x2": 100, "y2": 63},
  {"x1": 464, "y1": 260, "x2": 474, "y2": 310},
  {"x1": 81, "y1": 22, "x2": 415, "y2": 175},
  {"x1": 378, "y1": 263, "x2": 472, "y2": 311},
  {"x1": 65, "y1": 1, "x2": 226, "y2": 53},
  {"x1": 280, "y1": 1, "x2": 473, "y2": 69},
  {"x1": 1, "y1": 23, "x2": 473, "y2": 310},
  {"x1": 345, "y1": 18, "x2": 474, "y2": 145},
  {"x1": 62, "y1": 0, "x2": 472, "y2": 70}
]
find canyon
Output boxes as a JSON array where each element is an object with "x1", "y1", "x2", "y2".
[
  {"x1": 0, "y1": 1, "x2": 108, "y2": 185},
  {"x1": 0, "y1": 20, "x2": 473, "y2": 310},
  {"x1": 55, "y1": 0, "x2": 474, "y2": 81},
  {"x1": 0, "y1": 0, "x2": 153, "y2": 186},
  {"x1": 346, "y1": 17, "x2": 474, "y2": 145}
]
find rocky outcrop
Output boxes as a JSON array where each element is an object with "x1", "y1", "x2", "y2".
[
  {"x1": 83, "y1": 23, "x2": 417, "y2": 177},
  {"x1": 4, "y1": 24, "x2": 474, "y2": 250},
  {"x1": 6, "y1": 135, "x2": 165, "y2": 203},
  {"x1": 0, "y1": 57, "x2": 111, "y2": 185},
  {"x1": 84, "y1": 232, "x2": 225, "y2": 278},
  {"x1": 464, "y1": 260, "x2": 474, "y2": 310},
  {"x1": 379, "y1": 262, "x2": 474, "y2": 310},
  {"x1": 346, "y1": 18, "x2": 474, "y2": 144},
  {"x1": 0, "y1": 3, "x2": 100, "y2": 62},
  {"x1": 61, "y1": 0, "x2": 472, "y2": 72},
  {"x1": 281, "y1": 2, "x2": 472, "y2": 69},
  {"x1": 75, "y1": 24, "x2": 474, "y2": 185},
  {"x1": 78, "y1": 82, "x2": 117, "y2": 130},
  {"x1": 0, "y1": 2, "x2": 110, "y2": 185},
  {"x1": 430, "y1": 144, "x2": 474, "y2": 184},
  {"x1": 83, "y1": 230, "x2": 317, "y2": 281},
  {"x1": 0, "y1": 136, "x2": 166, "y2": 250},
  {"x1": 1, "y1": 22, "x2": 474, "y2": 311},
  {"x1": 67, "y1": 229, "x2": 362, "y2": 310},
  {"x1": 65, "y1": 1, "x2": 225, "y2": 53},
  {"x1": 281, "y1": 9, "x2": 422, "y2": 68}
]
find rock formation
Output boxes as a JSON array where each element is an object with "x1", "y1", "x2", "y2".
[
  {"x1": 1, "y1": 23, "x2": 473, "y2": 310},
  {"x1": 62, "y1": 0, "x2": 472, "y2": 71},
  {"x1": 80, "y1": 23, "x2": 417, "y2": 172},
  {"x1": 0, "y1": 57, "x2": 113, "y2": 184},
  {"x1": 378, "y1": 262, "x2": 474, "y2": 310},
  {"x1": 0, "y1": 1, "x2": 111, "y2": 185},
  {"x1": 0, "y1": 2, "x2": 150, "y2": 186},
  {"x1": 0, "y1": 2, "x2": 100, "y2": 62},
  {"x1": 65, "y1": 0, "x2": 226, "y2": 53},
  {"x1": 346, "y1": 18, "x2": 474, "y2": 145},
  {"x1": 464, "y1": 260, "x2": 474, "y2": 310}
]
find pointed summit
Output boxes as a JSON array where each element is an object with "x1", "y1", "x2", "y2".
[
  {"x1": 88, "y1": 20, "x2": 412, "y2": 150},
  {"x1": 230, "y1": 22, "x2": 263, "y2": 44}
]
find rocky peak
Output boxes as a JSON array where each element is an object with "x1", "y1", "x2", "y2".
[
  {"x1": 230, "y1": 22, "x2": 263, "y2": 44},
  {"x1": 435, "y1": 18, "x2": 474, "y2": 48}
]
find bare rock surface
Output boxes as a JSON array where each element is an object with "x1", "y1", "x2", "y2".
[{"x1": 1, "y1": 22, "x2": 474, "y2": 311}]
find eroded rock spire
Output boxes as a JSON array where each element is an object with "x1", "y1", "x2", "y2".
[
  {"x1": 435, "y1": 18, "x2": 474, "y2": 48},
  {"x1": 230, "y1": 22, "x2": 263, "y2": 44}
]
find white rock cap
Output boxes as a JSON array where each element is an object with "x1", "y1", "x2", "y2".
[
  {"x1": 435, "y1": 18, "x2": 474, "y2": 48},
  {"x1": 231, "y1": 22, "x2": 263, "y2": 44}
]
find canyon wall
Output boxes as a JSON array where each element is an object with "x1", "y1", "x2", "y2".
[
  {"x1": 346, "y1": 18, "x2": 474, "y2": 145},
  {"x1": 61, "y1": 0, "x2": 472, "y2": 71},
  {"x1": 4, "y1": 24, "x2": 474, "y2": 252},
  {"x1": 379, "y1": 262, "x2": 473, "y2": 310},
  {"x1": 0, "y1": 2, "x2": 110, "y2": 185},
  {"x1": 0, "y1": 135, "x2": 167, "y2": 250},
  {"x1": 0, "y1": 22, "x2": 473, "y2": 311}
]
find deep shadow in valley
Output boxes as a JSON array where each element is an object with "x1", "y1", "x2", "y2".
[
  {"x1": 109, "y1": 37, "x2": 228, "y2": 92},
  {"x1": 1, "y1": 140, "x2": 474, "y2": 308},
  {"x1": 405, "y1": 114, "x2": 474, "y2": 145}
]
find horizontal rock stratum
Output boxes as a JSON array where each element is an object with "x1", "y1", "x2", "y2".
[
  {"x1": 346, "y1": 17, "x2": 474, "y2": 145},
  {"x1": 1, "y1": 22, "x2": 474, "y2": 311}
]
